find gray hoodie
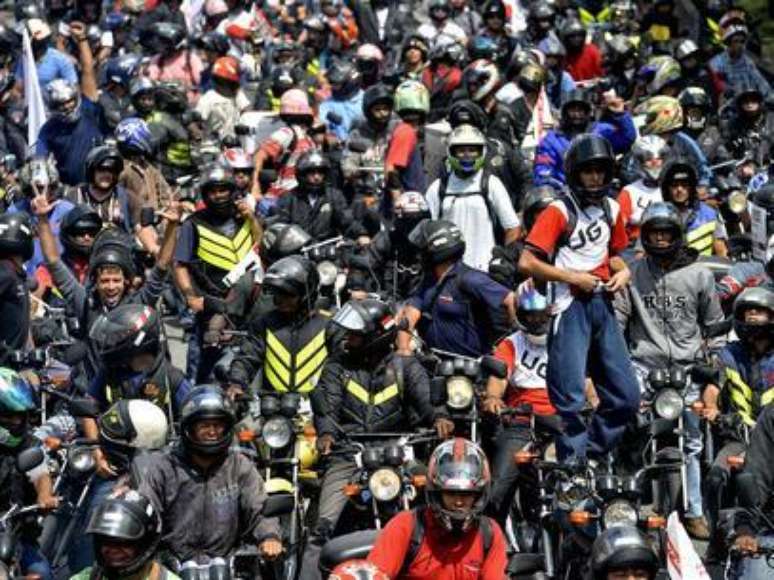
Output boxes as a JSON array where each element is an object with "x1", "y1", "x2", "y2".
[{"x1": 615, "y1": 251, "x2": 726, "y2": 369}]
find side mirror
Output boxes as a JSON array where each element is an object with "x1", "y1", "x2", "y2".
[
  {"x1": 347, "y1": 139, "x2": 369, "y2": 154},
  {"x1": 69, "y1": 397, "x2": 100, "y2": 418},
  {"x1": 263, "y1": 493, "x2": 294, "y2": 517},
  {"x1": 16, "y1": 446, "x2": 45, "y2": 473},
  {"x1": 480, "y1": 355, "x2": 507, "y2": 380}
]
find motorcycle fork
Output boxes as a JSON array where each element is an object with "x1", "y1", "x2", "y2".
[
  {"x1": 52, "y1": 473, "x2": 94, "y2": 567},
  {"x1": 679, "y1": 414, "x2": 689, "y2": 514},
  {"x1": 537, "y1": 466, "x2": 557, "y2": 578}
]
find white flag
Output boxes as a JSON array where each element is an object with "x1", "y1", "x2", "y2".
[
  {"x1": 22, "y1": 28, "x2": 47, "y2": 151},
  {"x1": 666, "y1": 512, "x2": 711, "y2": 580},
  {"x1": 181, "y1": 0, "x2": 205, "y2": 33}
]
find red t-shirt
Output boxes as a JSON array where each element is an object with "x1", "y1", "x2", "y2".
[
  {"x1": 565, "y1": 44, "x2": 603, "y2": 82},
  {"x1": 386, "y1": 122, "x2": 418, "y2": 170},
  {"x1": 493, "y1": 339, "x2": 556, "y2": 416},
  {"x1": 525, "y1": 203, "x2": 628, "y2": 283},
  {"x1": 368, "y1": 509, "x2": 507, "y2": 580}
]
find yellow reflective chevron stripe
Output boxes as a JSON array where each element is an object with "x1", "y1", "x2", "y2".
[
  {"x1": 264, "y1": 330, "x2": 327, "y2": 393},
  {"x1": 725, "y1": 368, "x2": 755, "y2": 426},
  {"x1": 195, "y1": 221, "x2": 253, "y2": 271},
  {"x1": 578, "y1": 6, "x2": 595, "y2": 25},
  {"x1": 307, "y1": 59, "x2": 320, "y2": 77},
  {"x1": 761, "y1": 387, "x2": 774, "y2": 407},
  {"x1": 346, "y1": 380, "x2": 399, "y2": 405},
  {"x1": 686, "y1": 221, "x2": 716, "y2": 256}
]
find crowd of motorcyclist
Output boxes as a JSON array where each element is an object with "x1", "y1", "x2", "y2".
[{"x1": 0, "y1": 0, "x2": 772, "y2": 578}]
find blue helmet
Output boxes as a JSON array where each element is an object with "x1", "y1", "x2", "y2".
[
  {"x1": 104, "y1": 54, "x2": 141, "y2": 87},
  {"x1": 115, "y1": 117, "x2": 154, "y2": 156},
  {"x1": 0, "y1": 368, "x2": 36, "y2": 448}
]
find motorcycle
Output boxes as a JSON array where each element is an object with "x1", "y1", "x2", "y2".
[{"x1": 301, "y1": 236, "x2": 352, "y2": 310}]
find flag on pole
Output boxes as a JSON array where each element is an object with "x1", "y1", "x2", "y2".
[
  {"x1": 666, "y1": 512, "x2": 711, "y2": 579},
  {"x1": 181, "y1": 0, "x2": 205, "y2": 33},
  {"x1": 22, "y1": 28, "x2": 47, "y2": 151}
]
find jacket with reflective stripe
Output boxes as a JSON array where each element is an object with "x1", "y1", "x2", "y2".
[
  {"x1": 719, "y1": 341, "x2": 774, "y2": 426},
  {"x1": 190, "y1": 214, "x2": 254, "y2": 294},
  {"x1": 229, "y1": 310, "x2": 330, "y2": 394},
  {"x1": 683, "y1": 202, "x2": 720, "y2": 256},
  {"x1": 311, "y1": 354, "x2": 436, "y2": 436}
]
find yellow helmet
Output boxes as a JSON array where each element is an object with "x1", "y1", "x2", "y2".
[
  {"x1": 635, "y1": 95, "x2": 683, "y2": 135},
  {"x1": 296, "y1": 435, "x2": 319, "y2": 469}
]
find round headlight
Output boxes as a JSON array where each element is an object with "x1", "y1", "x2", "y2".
[
  {"x1": 728, "y1": 191, "x2": 748, "y2": 215},
  {"x1": 368, "y1": 468, "x2": 401, "y2": 502},
  {"x1": 446, "y1": 377, "x2": 474, "y2": 410},
  {"x1": 603, "y1": 500, "x2": 638, "y2": 529},
  {"x1": 262, "y1": 417, "x2": 292, "y2": 449},
  {"x1": 70, "y1": 447, "x2": 96, "y2": 473},
  {"x1": 654, "y1": 389, "x2": 683, "y2": 420},
  {"x1": 317, "y1": 261, "x2": 338, "y2": 286}
]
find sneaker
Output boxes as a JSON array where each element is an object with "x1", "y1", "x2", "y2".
[{"x1": 684, "y1": 516, "x2": 711, "y2": 540}]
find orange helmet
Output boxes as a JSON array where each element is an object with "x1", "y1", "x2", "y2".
[
  {"x1": 329, "y1": 560, "x2": 388, "y2": 580},
  {"x1": 212, "y1": 56, "x2": 240, "y2": 83}
]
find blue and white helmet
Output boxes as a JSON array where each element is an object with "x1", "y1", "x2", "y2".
[
  {"x1": 115, "y1": 117, "x2": 154, "y2": 156},
  {"x1": 46, "y1": 79, "x2": 81, "y2": 124}
]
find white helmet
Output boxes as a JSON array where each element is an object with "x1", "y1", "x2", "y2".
[
  {"x1": 447, "y1": 124, "x2": 487, "y2": 175},
  {"x1": 632, "y1": 135, "x2": 670, "y2": 183},
  {"x1": 99, "y1": 399, "x2": 169, "y2": 451}
]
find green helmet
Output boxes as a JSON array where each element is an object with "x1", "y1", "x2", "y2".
[
  {"x1": 0, "y1": 368, "x2": 36, "y2": 448},
  {"x1": 394, "y1": 80, "x2": 430, "y2": 116}
]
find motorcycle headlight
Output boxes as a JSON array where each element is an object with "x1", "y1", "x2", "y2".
[
  {"x1": 654, "y1": 389, "x2": 683, "y2": 420},
  {"x1": 603, "y1": 500, "x2": 638, "y2": 528},
  {"x1": 317, "y1": 261, "x2": 338, "y2": 286},
  {"x1": 728, "y1": 191, "x2": 748, "y2": 215},
  {"x1": 446, "y1": 377, "x2": 473, "y2": 410},
  {"x1": 70, "y1": 447, "x2": 96, "y2": 473},
  {"x1": 368, "y1": 468, "x2": 401, "y2": 502},
  {"x1": 262, "y1": 417, "x2": 292, "y2": 449}
]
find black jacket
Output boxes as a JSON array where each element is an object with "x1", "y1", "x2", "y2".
[
  {"x1": 735, "y1": 404, "x2": 774, "y2": 535},
  {"x1": 311, "y1": 353, "x2": 436, "y2": 436},
  {"x1": 272, "y1": 187, "x2": 364, "y2": 242}
]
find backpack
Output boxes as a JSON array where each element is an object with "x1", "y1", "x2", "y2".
[
  {"x1": 399, "y1": 507, "x2": 494, "y2": 577},
  {"x1": 436, "y1": 167, "x2": 505, "y2": 244}
]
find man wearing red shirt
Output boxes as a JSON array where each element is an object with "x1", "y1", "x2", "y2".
[
  {"x1": 385, "y1": 80, "x2": 429, "y2": 200},
  {"x1": 368, "y1": 438, "x2": 507, "y2": 580},
  {"x1": 561, "y1": 19, "x2": 603, "y2": 82},
  {"x1": 518, "y1": 134, "x2": 640, "y2": 465}
]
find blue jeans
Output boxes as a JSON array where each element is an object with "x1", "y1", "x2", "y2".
[
  {"x1": 683, "y1": 409, "x2": 704, "y2": 518},
  {"x1": 21, "y1": 541, "x2": 52, "y2": 580},
  {"x1": 546, "y1": 294, "x2": 640, "y2": 461},
  {"x1": 729, "y1": 534, "x2": 774, "y2": 579}
]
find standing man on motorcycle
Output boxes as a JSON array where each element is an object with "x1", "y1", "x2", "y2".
[
  {"x1": 367, "y1": 438, "x2": 507, "y2": 578},
  {"x1": 72, "y1": 492, "x2": 178, "y2": 580},
  {"x1": 301, "y1": 298, "x2": 454, "y2": 579},
  {"x1": 660, "y1": 158, "x2": 728, "y2": 257},
  {"x1": 614, "y1": 202, "x2": 725, "y2": 539},
  {"x1": 173, "y1": 165, "x2": 262, "y2": 382},
  {"x1": 397, "y1": 219, "x2": 516, "y2": 358},
  {"x1": 518, "y1": 134, "x2": 640, "y2": 464},
  {"x1": 138, "y1": 385, "x2": 282, "y2": 565},
  {"x1": 227, "y1": 255, "x2": 330, "y2": 397}
]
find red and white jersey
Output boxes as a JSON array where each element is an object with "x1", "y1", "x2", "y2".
[
  {"x1": 617, "y1": 178, "x2": 662, "y2": 241},
  {"x1": 525, "y1": 195, "x2": 628, "y2": 312},
  {"x1": 494, "y1": 330, "x2": 555, "y2": 415}
]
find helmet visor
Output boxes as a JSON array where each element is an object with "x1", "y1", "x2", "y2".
[
  {"x1": 87, "y1": 502, "x2": 145, "y2": 540},
  {"x1": 332, "y1": 302, "x2": 368, "y2": 333}
]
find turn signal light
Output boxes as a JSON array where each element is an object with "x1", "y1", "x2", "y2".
[
  {"x1": 646, "y1": 515, "x2": 667, "y2": 529},
  {"x1": 569, "y1": 511, "x2": 592, "y2": 526},
  {"x1": 44, "y1": 436, "x2": 61, "y2": 451},
  {"x1": 237, "y1": 430, "x2": 256, "y2": 443},
  {"x1": 514, "y1": 450, "x2": 537, "y2": 465},
  {"x1": 343, "y1": 484, "x2": 361, "y2": 497},
  {"x1": 412, "y1": 475, "x2": 427, "y2": 488},
  {"x1": 727, "y1": 455, "x2": 745, "y2": 470}
]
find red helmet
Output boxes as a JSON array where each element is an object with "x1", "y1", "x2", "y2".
[
  {"x1": 212, "y1": 56, "x2": 240, "y2": 83},
  {"x1": 328, "y1": 560, "x2": 388, "y2": 580},
  {"x1": 426, "y1": 438, "x2": 491, "y2": 533}
]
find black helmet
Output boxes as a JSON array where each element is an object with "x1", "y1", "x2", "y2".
[
  {"x1": 678, "y1": 87, "x2": 710, "y2": 131},
  {"x1": 196, "y1": 32, "x2": 230, "y2": 57},
  {"x1": 560, "y1": 18, "x2": 586, "y2": 41},
  {"x1": 522, "y1": 185, "x2": 559, "y2": 233},
  {"x1": 529, "y1": 2, "x2": 556, "y2": 22},
  {"x1": 732, "y1": 286, "x2": 774, "y2": 343},
  {"x1": 61, "y1": 205, "x2": 103, "y2": 257},
  {"x1": 129, "y1": 77, "x2": 155, "y2": 100},
  {"x1": 261, "y1": 223, "x2": 312, "y2": 264},
  {"x1": 660, "y1": 158, "x2": 698, "y2": 207},
  {"x1": 564, "y1": 134, "x2": 615, "y2": 203},
  {"x1": 88, "y1": 492, "x2": 162, "y2": 576},
  {"x1": 327, "y1": 60, "x2": 360, "y2": 98},
  {"x1": 200, "y1": 164, "x2": 236, "y2": 212},
  {"x1": 560, "y1": 88, "x2": 592, "y2": 132},
  {"x1": 180, "y1": 385, "x2": 236, "y2": 456},
  {"x1": 591, "y1": 526, "x2": 659, "y2": 580},
  {"x1": 640, "y1": 202, "x2": 684, "y2": 257},
  {"x1": 89, "y1": 304, "x2": 162, "y2": 368},
  {"x1": 98, "y1": 399, "x2": 169, "y2": 472},
  {"x1": 270, "y1": 65, "x2": 297, "y2": 97},
  {"x1": 296, "y1": 150, "x2": 329, "y2": 194},
  {"x1": 448, "y1": 99, "x2": 487, "y2": 130},
  {"x1": 0, "y1": 212, "x2": 34, "y2": 261},
  {"x1": 408, "y1": 219, "x2": 466, "y2": 265},
  {"x1": 483, "y1": 0, "x2": 506, "y2": 20},
  {"x1": 89, "y1": 246, "x2": 135, "y2": 283},
  {"x1": 332, "y1": 298, "x2": 396, "y2": 358},
  {"x1": 263, "y1": 255, "x2": 320, "y2": 311},
  {"x1": 151, "y1": 21, "x2": 186, "y2": 51},
  {"x1": 155, "y1": 81, "x2": 187, "y2": 114},
  {"x1": 363, "y1": 84, "x2": 393, "y2": 121},
  {"x1": 85, "y1": 144, "x2": 124, "y2": 182}
]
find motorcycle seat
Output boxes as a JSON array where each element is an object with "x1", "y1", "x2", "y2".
[
  {"x1": 508, "y1": 553, "x2": 546, "y2": 575},
  {"x1": 319, "y1": 529, "x2": 380, "y2": 573}
]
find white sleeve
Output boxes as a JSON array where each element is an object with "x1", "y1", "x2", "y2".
[
  {"x1": 488, "y1": 176, "x2": 520, "y2": 229},
  {"x1": 425, "y1": 180, "x2": 441, "y2": 219}
]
